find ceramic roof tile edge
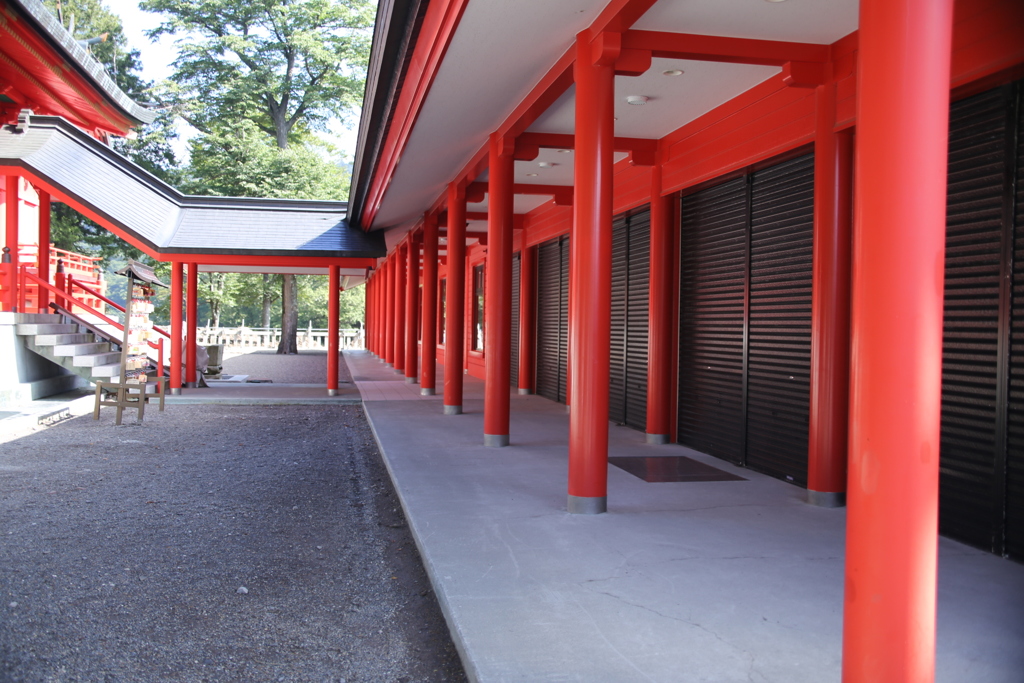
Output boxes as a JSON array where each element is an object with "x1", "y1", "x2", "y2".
[
  {"x1": 9, "y1": 0, "x2": 157, "y2": 127},
  {"x1": 347, "y1": 0, "x2": 429, "y2": 229}
]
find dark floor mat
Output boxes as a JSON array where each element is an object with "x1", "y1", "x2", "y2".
[{"x1": 610, "y1": 455, "x2": 746, "y2": 483}]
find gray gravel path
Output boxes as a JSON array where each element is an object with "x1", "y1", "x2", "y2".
[
  {"x1": 0, "y1": 403, "x2": 466, "y2": 682},
  {"x1": 222, "y1": 351, "x2": 353, "y2": 385}
]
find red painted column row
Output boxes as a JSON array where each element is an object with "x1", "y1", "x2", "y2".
[
  {"x1": 385, "y1": 257, "x2": 395, "y2": 365},
  {"x1": 645, "y1": 159, "x2": 673, "y2": 444},
  {"x1": 405, "y1": 236, "x2": 419, "y2": 383},
  {"x1": 843, "y1": 0, "x2": 954, "y2": 679},
  {"x1": 37, "y1": 189, "x2": 50, "y2": 314},
  {"x1": 185, "y1": 262, "x2": 198, "y2": 388},
  {"x1": 170, "y1": 262, "x2": 183, "y2": 394},
  {"x1": 394, "y1": 243, "x2": 406, "y2": 374},
  {"x1": 4, "y1": 175, "x2": 18, "y2": 312},
  {"x1": 517, "y1": 244, "x2": 535, "y2": 394},
  {"x1": 808, "y1": 79, "x2": 854, "y2": 508},
  {"x1": 484, "y1": 134, "x2": 515, "y2": 446},
  {"x1": 327, "y1": 263, "x2": 340, "y2": 395},
  {"x1": 444, "y1": 182, "x2": 467, "y2": 414},
  {"x1": 567, "y1": 31, "x2": 615, "y2": 514},
  {"x1": 421, "y1": 214, "x2": 439, "y2": 395}
]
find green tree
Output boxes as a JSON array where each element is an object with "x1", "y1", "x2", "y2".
[{"x1": 141, "y1": 0, "x2": 372, "y2": 354}]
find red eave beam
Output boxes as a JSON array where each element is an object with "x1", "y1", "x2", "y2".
[
  {"x1": 621, "y1": 30, "x2": 829, "y2": 67},
  {"x1": 467, "y1": 181, "x2": 574, "y2": 206},
  {"x1": 515, "y1": 133, "x2": 658, "y2": 166}
]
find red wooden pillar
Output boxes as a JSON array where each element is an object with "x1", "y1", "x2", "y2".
[
  {"x1": 484, "y1": 133, "x2": 515, "y2": 446},
  {"x1": 37, "y1": 188, "x2": 51, "y2": 314},
  {"x1": 328, "y1": 263, "x2": 340, "y2": 395},
  {"x1": 568, "y1": 31, "x2": 615, "y2": 514},
  {"x1": 394, "y1": 242, "x2": 407, "y2": 373},
  {"x1": 421, "y1": 214, "x2": 439, "y2": 395},
  {"x1": 185, "y1": 262, "x2": 199, "y2": 388},
  {"x1": 646, "y1": 160, "x2": 673, "y2": 444},
  {"x1": 517, "y1": 243, "x2": 536, "y2": 394},
  {"x1": 170, "y1": 262, "x2": 183, "y2": 394},
  {"x1": 444, "y1": 182, "x2": 468, "y2": 414},
  {"x1": 405, "y1": 236, "x2": 419, "y2": 383},
  {"x1": 808, "y1": 80, "x2": 854, "y2": 508},
  {"x1": 5, "y1": 175, "x2": 19, "y2": 312},
  {"x1": 385, "y1": 258, "x2": 395, "y2": 365},
  {"x1": 843, "y1": 0, "x2": 954, "y2": 679}
]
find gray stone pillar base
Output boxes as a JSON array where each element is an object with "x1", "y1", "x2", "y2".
[
  {"x1": 807, "y1": 490, "x2": 846, "y2": 508},
  {"x1": 443, "y1": 405, "x2": 462, "y2": 415},
  {"x1": 568, "y1": 495, "x2": 606, "y2": 515},
  {"x1": 185, "y1": 382, "x2": 198, "y2": 389},
  {"x1": 170, "y1": 388, "x2": 182, "y2": 396},
  {"x1": 484, "y1": 434, "x2": 509, "y2": 447},
  {"x1": 517, "y1": 388, "x2": 532, "y2": 395},
  {"x1": 327, "y1": 389, "x2": 338, "y2": 396},
  {"x1": 646, "y1": 433, "x2": 669, "y2": 445},
  {"x1": 405, "y1": 377, "x2": 418, "y2": 384},
  {"x1": 420, "y1": 387, "x2": 435, "y2": 396}
]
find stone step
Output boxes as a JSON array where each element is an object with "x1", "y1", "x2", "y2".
[
  {"x1": 53, "y1": 341, "x2": 109, "y2": 356},
  {"x1": 91, "y1": 363, "x2": 122, "y2": 378},
  {"x1": 33, "y1": 332, "x2": 93, "y2": 346},
  {"x1": 16, "y1": 323, "x2": 79, "y2": 335},
  {"x1": 74, "y1": 351, "x2": 122, "y2": 367}
]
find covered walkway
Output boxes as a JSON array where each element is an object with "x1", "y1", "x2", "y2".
[{"x1": 346, "y1": 350, "x2": 1024, "y2": 683}]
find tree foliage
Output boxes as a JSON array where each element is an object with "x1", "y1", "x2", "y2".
[{"x1": 140, "y1": 0, "x2": 372, "y2": 149}]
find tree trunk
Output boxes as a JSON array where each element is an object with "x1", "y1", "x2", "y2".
[
  {"x1": 261, "y1": 274, "x2": 272, "y2": 328},
  {"x1": 276, "y1": 273, "x2": 299, "y2": 354}
]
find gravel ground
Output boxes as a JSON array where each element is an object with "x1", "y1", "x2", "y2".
[
  {"x1": 222, "y1": 351, "x2": 354, "y2": 385},
  {"x1": 0, "y1": 402, "x2": 467, "y2": 682}
]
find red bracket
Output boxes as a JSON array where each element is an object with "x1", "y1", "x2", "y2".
[{"x1": 782, "y1": 61, "x2": 827, "y2": 88}]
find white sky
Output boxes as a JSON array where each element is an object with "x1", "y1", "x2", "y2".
[{"x1": 114, "y1": 1, "x2": 359, "y2": 164}]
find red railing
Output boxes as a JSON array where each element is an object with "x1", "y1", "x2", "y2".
[
  {"x1": 66, "y1": 276, "x2": 171, "y2": 339},
  {"x1": 16, "y1": 244, "x2": 105, "y2": 315},
  {"x1": 19, "y1": 267, "x2": 166, "y2": 395}
]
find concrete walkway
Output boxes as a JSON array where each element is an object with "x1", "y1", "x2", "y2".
[{"x1": 346, "y1": 350, "x2": 1024, "y2": 683}]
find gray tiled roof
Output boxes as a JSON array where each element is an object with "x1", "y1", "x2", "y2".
[
  {"x1": 0, "y1": 116, "x2": 384, "y2": 259},
  {"x1": 12, "y1": 0, "x2": 157, "y2": 126}
]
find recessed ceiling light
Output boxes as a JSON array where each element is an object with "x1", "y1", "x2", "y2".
[
  {"x1": 538, "y1": 161, "x2": 557, "y2": 168},
  {"x1": 557, "y1": 149, "x2": 571, "y2": 154},
  {"x1": 625, "y1": 95, "x2": 649, "y2": 106},
  {"x1": 525, "y1": 172, "x2": 538, "y2": 177},
  {"x1": 662, "y1": 69, "x2": 684, "y2": 76},
  {"x1": 765, "y1": 0, "x2": 788, "y2": 3}
]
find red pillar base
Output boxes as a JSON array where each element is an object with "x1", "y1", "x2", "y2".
[{"x1": 567, "y1": 495, "x2": 606, "y2": 515}]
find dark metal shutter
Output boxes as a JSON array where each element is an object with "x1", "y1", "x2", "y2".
[
  {"x1": 558, "y1": 236, "x2": 570, "y2": 403},
  {"x1": 1009, "y1": 86, "x2": 1024, "y2": 560},
  {"x1": 536, "y1": 240, "x2": 562, "y2": 402},
  {"x1": 677, "y1": 177, "x2": 749, "y2": 463},
  {"x1": 940, "y1": 86, "x2": 1011, "y2": 553},
  {"x1": 609, "y1": 215, "x2": 630, "y2": 424},
  {"x1": 625, "y1": 209, "x2": 651, "y2": 431},
  {"x1": 745, "y1": 154, "x2": 815, "y2": 486},
  {"x1": 511, "y1": 252, "x2": 520, "y2": 388}
]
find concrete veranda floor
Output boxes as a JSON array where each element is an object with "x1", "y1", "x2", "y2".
[{"x1": 345, "y1": 350, "x2": 1024, "y2": 683}]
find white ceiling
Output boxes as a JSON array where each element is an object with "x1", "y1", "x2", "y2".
[{"x1": 369, "y1": 0, "x2": 859, "y2": 233}]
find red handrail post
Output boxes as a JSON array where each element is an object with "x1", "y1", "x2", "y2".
[
  {"x1": 18, "y1": 264, "x2": 27, "y2": 313},
  {"x1": 5, "y1": 175, "x2": 19, "y2": 313},
  {"x1": 55, "y1": 259, "x2": 66, "y2": 310},
  {"x1": 37, "y1": 189, "x2": 51, "y2": 314}
]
